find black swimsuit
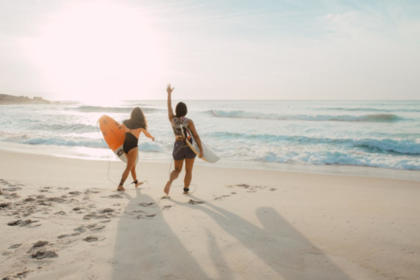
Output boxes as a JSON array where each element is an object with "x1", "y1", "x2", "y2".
[
  {"x1": 171, "y1": 117, "x2": 196, "y2": 160},
  {"x1": 123, "y1": 132, "x2": 138, "y2": 153}
]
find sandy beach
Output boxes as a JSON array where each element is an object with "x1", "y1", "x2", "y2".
[
  {"x1": 0, "y1": 149, "x2": 419, "y2": 279},
  {"x1": 1, "y1": 0, "x2": 420, "y2": 279}
]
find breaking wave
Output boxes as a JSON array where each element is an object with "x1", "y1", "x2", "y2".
[
  {"x1": 209, "y1": 132, "x2": 420, "y2": 155},
  {"x1": 208, "y1": 110, "x2": 404, "y2": 122}
]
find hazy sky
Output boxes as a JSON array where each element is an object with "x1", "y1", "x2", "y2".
[{"x1": 0, "y1": 0, "x2": 419, "y2": 102}]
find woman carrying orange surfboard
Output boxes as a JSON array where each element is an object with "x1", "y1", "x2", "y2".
[
  {"x1": 117, "y1": 107, "x2": 155, "y2": 191},
  {"x1": 164, "y1": 84, "x2": 203, "y2": 196}
]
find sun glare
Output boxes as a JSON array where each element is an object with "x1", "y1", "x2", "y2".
[{"x1": 21, "y1": 2, "x2": 167, "y2": 103}]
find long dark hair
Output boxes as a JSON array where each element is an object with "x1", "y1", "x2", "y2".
[
  {"x1": 123, "y1": 107, "x2": 147, "y2": 129},
  {"x1": 175, "y1": 102, "x2": 187, "y2": 117}
]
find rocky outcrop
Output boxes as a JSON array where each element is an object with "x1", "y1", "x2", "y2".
[{"x1": 0, "y1": 94, "x2": 51, "y2": 104}]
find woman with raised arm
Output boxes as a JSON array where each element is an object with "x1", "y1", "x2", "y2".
[
  {"x1": 164, "y1": 84, "x2": 203, "y2": 195},
  {"x1": 117, "y1": 107, "x2": 155, "y2": 191}
]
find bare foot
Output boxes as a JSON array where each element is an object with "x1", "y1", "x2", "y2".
[
  {"x1": 135, "y1": 181, "x2": 144, "y2": 188},
  {"x1": 117, "y1": 185, "x2": 125, "y2": 192}
]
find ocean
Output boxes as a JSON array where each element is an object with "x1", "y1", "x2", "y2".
[{"x1": 1, "y1": 100, "x2": 419, "y2": 172}]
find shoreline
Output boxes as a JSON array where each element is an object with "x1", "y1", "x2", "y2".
[{"x1": 1, "y1": 142, "x2": 419, "y2": 182}]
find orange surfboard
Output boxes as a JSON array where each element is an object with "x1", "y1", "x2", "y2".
[{"x1": 99, "y1": 115, "x2": 129, "y2": 162}]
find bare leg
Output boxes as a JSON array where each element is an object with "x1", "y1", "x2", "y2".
[
  {"x1": 117, "y1": 148, "x2": 137, "y2": 191},
  {"x1": 184, "y1": 157, "x2": 195, "y2": 192},
  {"x1": 164, "y1": 160, "x2": 183, "y2": 195},
  {"x1": 130, "y1": 165, "x2": 143, "y2": 188},
  {"x1": 130, "y1": 165, "x2": 137, "y2": 182}
]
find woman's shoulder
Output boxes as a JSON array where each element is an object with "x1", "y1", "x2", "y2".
[{"x1": 172, "y1": 116, "x2": 192, "y2": 126}]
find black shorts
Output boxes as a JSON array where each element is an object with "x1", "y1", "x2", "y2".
[
  {"x1": 123, "y1": 132, "x2": 138, "y2": 153},
  {"x1": 172, "y1": 140, "x2": 196, "y2": 160}
]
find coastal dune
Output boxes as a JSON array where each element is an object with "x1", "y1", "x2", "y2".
[{"x1": 0, "y1": 149, "x2": 419, "y2": 279}]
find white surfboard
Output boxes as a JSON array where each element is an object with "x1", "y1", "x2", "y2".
[{"x1": 185, "y1": 133, "x2": 219, "y2": 163}]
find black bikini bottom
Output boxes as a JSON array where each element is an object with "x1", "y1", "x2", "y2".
[{"x1": 123, "y1": 132, "x2": 138, "y2": 153}]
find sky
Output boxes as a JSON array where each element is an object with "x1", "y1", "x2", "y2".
[{"x1": 0, "y1": 0, "x2": 419, "y2": 102}]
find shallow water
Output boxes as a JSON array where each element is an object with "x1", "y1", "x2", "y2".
[{"x1": 0, "y1": 100, "x2": 419, "y2": 171}]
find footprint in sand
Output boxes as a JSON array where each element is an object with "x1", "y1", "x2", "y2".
[
  {"x1": 28, "y1": 240, "x2": 58, "y2": 260},
  {"x1": 40, "y1": 186, "x2": 51, "y2": 192},
  {"x1": 31, "y1": 250, "x2": 58, "y2": 259},
  {"x1": 9, "y1": 243, "x2": 21, "y2": 249},
  {"x1": 73, "y1": 226, "x2": 86, "y2": 233},
  {"x1": 228, "y1": 184, "x2": 269, "y2": 193},
  {"x1": 72, "y1": 207, "x2": 83, "y2": 212},
  {"x1": 47, "y1": 197, "x2": 66, "y2": 203},
  {"x1": 7, "y1": 219, "x2": 38, "y2": 227},
  {"x1": 4, "y1": 193, "x2": 20, "y2": 200},
  {"x1": 87, "y1": 223, "x2": 106, "y2": 232},
  {"x1": 85, "y1": 189, "x2": 101, "y2": 194},
  {"x1": 68, "y1": 191, "x2": 81, "y2": 196},
  {"x1": 0, "y1": 202, "x2": 10, "y2": 209},
  {"x1": 234, "y1": 183, "x2": 250, "y2": 189},
  {"x1": 24, "y1": 197, "x2": 36, "y2": 203},
  {"x1": 188, "y1": 199, "x2": 205, "y2": 205},
  {"x1": 57, "y1": 234, "x2": 70, "y2": 239},
  {"x1": 139, "y1": 202, "x2": 155, "y2": 207},
  {"x1": 3, "y1": 270, "x2": 30, "y2": 279},
  {"x1": 162, "y1": 205, "x2": 172, "y2": 210},
  {"x1": 83, "y1": 209, "x2": 115, "y2": 220},
  {"x1": 100, "y1": 208, "x2": 115, "y2": 214},
  {"x1": 214, "y1": 194, "x2": 231, "y2": 200},
  {"x1": 0, "y1": 179, "x2": 23, "y2": 192},
  {"x1": 136, "y1": 213, "x2": 157, "y2": 219},
  {"x1": 30, "y1": 241, "x2": 49, "y2": 250},
  {"x1": 83, "y1": 213, "x2": 97, "y2": 220},
  {"x1": 84, "y1": 236, "x2": 100, "y2": 242},
  {"x1": 127, "y1": 209, "x2": 146, "y2": 215}
]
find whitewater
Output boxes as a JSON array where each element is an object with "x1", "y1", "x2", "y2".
[{"x1": 0, "y1": 100, "x2": 419, "y2": 171}]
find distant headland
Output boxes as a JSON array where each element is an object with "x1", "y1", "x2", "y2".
[{"x1": 0, "y1": 93, "x2": 52, "y2": 104}]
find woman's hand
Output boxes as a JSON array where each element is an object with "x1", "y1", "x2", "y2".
[
  {"x1": 151, "y1": 136, "x2": 155, "y2": 142},
  {"x1": 199, "y1": 151, "x2": 204, "y2": 158},
  {"x1": 167, "y1": 84, "x2": 174, "y2": 95}
]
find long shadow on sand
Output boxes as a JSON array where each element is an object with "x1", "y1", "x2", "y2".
[
  {"x1": 111, "y1": 190, "x2": 212, "y2": 280},
  {"x1": 171, "y1": 195, "x2": 352, "y2": 280},
  {"x1": 112, "y1": 189, "x2": 351, "y2": 280}
]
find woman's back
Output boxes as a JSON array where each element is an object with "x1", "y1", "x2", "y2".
[{"x1": 171, "y1": 116, "x2": 191, "y2": 138}]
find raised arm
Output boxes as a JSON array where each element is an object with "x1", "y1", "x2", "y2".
[
  {"x1": 188, "y1": 120, "x2": 203, "y2": 158},
  {"x1": 142, "y1": 129, "x2": 155, "y2": 142},
  {"x1": 167, "y1": 84, "x2": 175, "y2": 122}
]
